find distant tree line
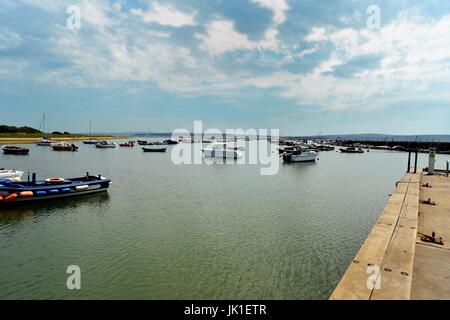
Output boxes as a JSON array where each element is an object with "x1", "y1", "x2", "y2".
[
  {"x1": 0, "y1": 125, "x2": 42, "y2": 134},
  {"x1": 0, "y1": 125, "x2": 71, "y2": 135}
]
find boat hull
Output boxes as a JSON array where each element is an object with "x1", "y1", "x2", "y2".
[
  {"x1": 283, "y1": 153, "x2": 317, "y2": 163},
  {"x1": 340, "y1": 148, "x2": 364, "y2": 153},
  {"x1": 95, "y1": 143, "x2": 116, "y2": 148},
  {"x1": 36, "y1": 142, "x2": 53, "y2": 146},
  {"x1": 2, "y1": 147, "x2": 29, "y2": 155},
  {"x1": 51, "y1": 144, "x2": 78, "y2": 151},
  {"x1": 83, "y1": 140, "x2": 98, "y2": 145},
  {"x1": 2, "y1": 188, "x2": 108, "y2": 203},
  {"x1": 142, "y1": 147, "x2": 167, "y2": 153},
  {"x1": 0, "y1": 175, "x2": 111, "y2": 205}
]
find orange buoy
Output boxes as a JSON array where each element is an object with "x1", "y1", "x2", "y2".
[
  {"x1": 4, "y1": 193, "x2": 18, "y2": 202},
  {"x1": 19, "y1": 191, "x2": 33, "y2": 198}
]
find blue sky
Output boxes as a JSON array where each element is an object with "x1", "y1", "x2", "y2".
[{"x1": 0, "y1": 0, "x2": 449, "y2": 134}]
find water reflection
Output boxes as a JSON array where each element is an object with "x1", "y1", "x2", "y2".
[{"x1": 0, "y1": 193, "x2": 110, "y2": 223}]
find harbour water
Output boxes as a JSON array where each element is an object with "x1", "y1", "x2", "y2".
[{"x1": 1, "y1": 141, "x2": 449, "y2": 299}]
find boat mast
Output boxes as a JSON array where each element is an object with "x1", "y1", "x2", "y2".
[{"x1": 39, "y1": 113, "x2": 47, "y2": 138}]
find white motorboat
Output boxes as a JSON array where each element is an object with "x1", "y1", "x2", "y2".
[
  {"x1": 0, "y1": 169, "x2": 24, "y2": 181},
  {"x1": 95, "y1": 141, "x2": 116, "y2": 148},
  {"x1": 283, "y1": 150, "x2": 318, "y2": 163},
  {"x1": 202, "y1": 142, "x2": 243, "y2": 159},
  {"x1": 36, "y1": 138, "x2": 55, "y2": 146}
]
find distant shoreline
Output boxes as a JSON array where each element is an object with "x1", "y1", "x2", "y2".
[{"x1": 0, "y1": 135, "x2": 128, "y2": 144}]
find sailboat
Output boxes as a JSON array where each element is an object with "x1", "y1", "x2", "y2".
[
  {"x1": 35, "y1": 113, "x2": 55, "y2": 146},
  {"x1": 83, "y1": 121, "x2": 98, "y2": 144}
]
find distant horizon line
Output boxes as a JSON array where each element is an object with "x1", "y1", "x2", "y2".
[{"x1": 83, "y1": 132, "x2": 450, "y2": 138}]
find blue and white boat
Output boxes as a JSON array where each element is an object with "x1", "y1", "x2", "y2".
[
  {"x1": 95, "y1": 141, "x2": 116, "y2": 148},
  {"x1": 0, "y1": 173, "x2": 111, "y2": 204}
]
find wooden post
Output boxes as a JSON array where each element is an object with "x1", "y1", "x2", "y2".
[
  {"x1": 446, "y1": 160, "x2": 449, "y2": 177},
  {"x1": 414, "y1": 150, "x2": 418, "y2": 173},
  {"x1": 407, "y1": 151, "x2": 411, "y2": 173}
]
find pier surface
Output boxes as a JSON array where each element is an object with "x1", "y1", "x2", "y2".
[{"x1": 330, "y1": 169, "x2": 450, "y2": 300}]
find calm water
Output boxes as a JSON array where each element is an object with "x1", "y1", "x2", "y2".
[{"x1": 1, "y1": 141, "x2": 449, "y2": 299}]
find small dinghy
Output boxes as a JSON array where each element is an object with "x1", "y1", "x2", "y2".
[
  {"x1": 142, "y1": 147, "x2": 167, "y2": 153},
  {"x1": 95, "y1": 141, "x2": 116, "y2": 148},
  {"x1": 2, "y1": 145, "x2": 30, "y2": 155},
  {"x1": 0, "y1": 169, "x2": 24, "y2": 181},
  {"x1": 0, "y1": 172, "x2": 111, "y2": 204},
  {"x1": 137, "y1": 140, "x2": 149, "y2": 145},
  {"x1": 119, "y1": 141, "x2": 135, "y2": 147},
  {"x1": 51, "y1": 142, "x2": 78, "y2": 151}
]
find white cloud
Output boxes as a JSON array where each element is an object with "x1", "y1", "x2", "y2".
[
  {"x1": 305, "y1": 27, "x2": 327, "y2": 42},
  {"x1": 7, "y1": 1, "x2": 450, "y2": 112},
  {"x1": 0, "y1": 27, "x2": 23, "y2": 49},
  {"x1": 247, "y1": 13, "x2": 450, "y2": 109},
  {"x1": 196, "y1": 20, "x2": 278, "y2": 55},
  {"x1": 0, "y1": 58, "x2": 28, "y2": 77},
  {"x1": 38, "y1": 17, "x2": 236, "y2": 96},
  {"x1": 20, "y1": 0, "x2": 68, "y2": 11},
  {"x1": 80, "y1": 0, "x2": 112, "y2": 30},
  {"x1": 313, "y1": 55, "x2": 343, "y2": 74},
  {"x1": 250, "y1": 0, "x2": 289, "y2": 24},
  {"x1": 131, "y1": 2, "x2": 196, "y2": 27}
]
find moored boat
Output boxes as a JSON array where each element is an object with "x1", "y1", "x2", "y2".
[
  {"x1": 142, "y1": 147, "x2": 167, "y2": 153},
  {"x1": 51, "y1": 142, "x2": 78, "y2": 151},
  {"x1": 283, "y1": 150, "x2": 318, "y2": 163},
  {"x1": 119, "y1": 141, "x2": 135, "y2": 147},
  {"x1": 95, "y1": 141, "x2": 116, "y2": 148},
  {"x1": 35, "y1": 114, "x2": 54, "y2": 146},
  {"x1": 0, "y1": 169, "x2": 24, "y2": 181},
  {"x1": 2, "y1": 145, "x2": 30, "y2": 155},
  {"x1": 0, "y1": 173, "x2": 111, "y2": 204},
  {"x1": 202, "y1": 142, "x2": 242, "y2": 159},
  {"x1": 83, "y1": 121, "x2": 98, "y2": 144},
  {"x1": 83, "y1": 139, "x2": 98, "y2": 145},
  {"x1": 137, "y1": 140, "x2": 148, "y2": 145},
  {"x1": 163, "y1": 139, "x2": 178, "y2": 145},
  {"x1": 340, "y1": 147, "x2": 364, "y2": 153},
  {"x1": 36, "y1": 138, "x2": 55, "y2": 146}
]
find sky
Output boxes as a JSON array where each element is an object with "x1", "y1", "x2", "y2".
[{"x1": 0, "y1": 0, "x2": 449, "y2": 135}]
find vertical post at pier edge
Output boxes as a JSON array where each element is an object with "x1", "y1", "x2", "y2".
[
  {"x1": 414, "y1": 150, "x2": 418, "y2": 173},
  {"x1": 446, "y1": 160, "x2": 449, "y2": 177},
  {"x1": 407, "y1": 151, "x2": 411, "y2": 173}
]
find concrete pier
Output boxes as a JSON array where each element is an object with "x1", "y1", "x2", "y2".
[{"x1": 330, "y1": 168, "x2": 450, "y2": 300}]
